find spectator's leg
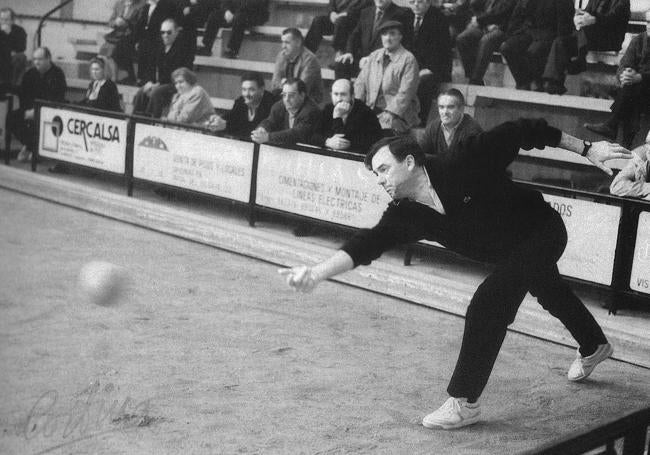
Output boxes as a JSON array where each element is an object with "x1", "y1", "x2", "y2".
[
  {"x1": 136, "y1": 39, "x2": 156, "y2": 83},
  {"x1": 8, "y1": 110, "x2": 28, "y2": 148},
  {"x1": 542, "y1": 35, "x2": 576, "y2": 94},
  {"x1": 226, "y1": 13, "x2": 249, "y2": 55},
  {"x1": 417, "y1": 72, "x2": 439, "y2": 125},
  {"x1": 146, "y1": 84, "x2": 177, "y2": 118},
  {"x1": 305, "y1": 15, "x2": 333, "y2": 53},
  {"x1": 132, "y1": 88, "x2": 150, "y2": 116},
  {"x1": 10, "y1": 52, "x2": 27, "y2": 87},
  {"x1": 471, "y1": 28, "x2": 505, "y2": 85},
  {"x1": 332, "y1": 15, "x2": 356, "y2": 52},
  {"x1": 456, "y1": 25, "x2": 482, "y2": 81},
  {"x1": 114, "y1": 38, "x2": 137, "y2": 83},
  {"x1": 201, "y1": 8, "x2": 221, "y2": 52},
  {"x1": 334, "y1": 61, "x2": 356, "y2": 80},
  {"x1": 526, "y1": 38, "x2": 553, "y2": 91},
  {"x1": 500, "y1": 33, "x2": 533, "y2": 89}
]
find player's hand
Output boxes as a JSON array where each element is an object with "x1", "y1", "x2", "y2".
[
  {"x1": 587, "y1": 141, "x2": 632, "y2": 176},
  {"x1": 278, "y1": 266, "x2": 318, "y2": 292}
]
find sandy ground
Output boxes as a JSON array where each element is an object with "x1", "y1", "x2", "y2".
[{"x1": 1, "y1": 189, "x2": 649, "y2": 455}]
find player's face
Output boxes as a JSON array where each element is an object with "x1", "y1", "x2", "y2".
[
  {"x1": 371, "y1": 146, "x2": 414, "y2": 199},
  {"x1": 381, "y1": 29, "x2": 402, "y2": 51},
  {"x1": 242, "y1": 80, "x2": 262, "y2": 106},
  {"x1": 409, "y1": 0, "x2": 430, "y2": 16},
  {"x1": 438, "y1": 95, "x2": 463, "y2": 127},
  {"x1": 89, "y1": 62, "x2": 105, "y2": 81}
]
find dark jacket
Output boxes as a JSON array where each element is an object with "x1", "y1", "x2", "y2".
[
  {"x1": 151, "y1": 38, "x2": 194, "y2": 84},
  {"x1": 79, "y1": 79, "x2": 123, "y2": 112},
  {"x1": 419, "y1": 113, "x2": 483, "y2": 156},
  {"x1": 222, "y1": 0, "x2": 270, "y2": 23},
  {"x1": 475, "y1": 0, "x2": 517, "y2": 29},
  {"x1": 346, "y1": 2, "x2": 412, "y2": 58},
  {"x1": 0, "y1": 24, "x2": 27, "y2": 53},
  {"x1": 506, "y1": 0, "x2": 574, "y2": 40},
  {"x1": 330, "y1": 0, "x2": 371, "y2": 17},
  {"x1": 311, "y1": 99, "x2": 383, "y2": 152},
  {"x1": 406, "y1": 6, "x2": 452, "y2": 82},
  {"x1": 20, "y1": 64, "x2": 67, "y2": 111},
  {"x1": 226, "y1": 90, "x2": 276, "y2": 138},
  {"x1": 582, "y1": 0, "x2": 630, "y2": 51},
  {"x1": 341, "y1": 118, "x2": 561, "y2": 265},
  {"x1": 134, "y1": 0, "x2": 182, "y2": 44},
  {"x1": 259, "y1": 97, "x2": 321, "y2": 144}
]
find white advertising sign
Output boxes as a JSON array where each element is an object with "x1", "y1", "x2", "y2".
[
  {"x1": 630, "y1": 211, "x2": 650, "y2": 294},
  {"x1": 256, "y1": 145, "x2": 391, "y2": 228},
  {"x1": 543, "y1": 194, "x2": 621, "y2": 285},
  {"x1": 133, "y1": 123, "x2": 254, "y2": 202},
  {"x1": 38, "y1": 106, "x2": 127, "y2": 173}
]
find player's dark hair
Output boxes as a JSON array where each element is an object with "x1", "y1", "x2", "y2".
[
  {"x1": 364, "y1": 136, "x2": 425, "y2": 170},
  {"x1": 282, "y1": 27, "x2": 304, "y2": 42},
  {"x1": 241, "y1": 72, "x2": 265, "y2": 88},
  {"x1": 438, "y1": 87, "x2": 465, "y2": 107},
  {"x1": 283, "y1": 77, "x2": 307, "y2": 95}
]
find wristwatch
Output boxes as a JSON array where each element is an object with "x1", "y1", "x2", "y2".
[{"x1": 581, "y1": 140, "x2": 592, "y2": 157}]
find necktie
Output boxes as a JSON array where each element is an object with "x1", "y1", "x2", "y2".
[
  {"x1": 414, "y1": 16, "x2": 422, "y2": 38},
  {"x1": 373, "y1": 9, "x2": 383, "y2": 34},
  {"x1": 382, "y1": 53, "x2": 391, "y2": 69}
]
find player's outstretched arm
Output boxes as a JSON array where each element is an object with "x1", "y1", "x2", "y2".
[
  {"x1": 558, "y1": 132, "x2": 632, "y2": 176},
  {"x1": 278, "y1": 250, "x2": 354, "y2": 293}
]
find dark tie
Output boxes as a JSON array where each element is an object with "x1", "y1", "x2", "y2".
[
  {"x1": 373, "y1": 8, "x2": 384, "y2": 34},
  {"x1": 414, "y1": 15, "x2": 422, "y2": 38},
  {"x1": 382, "y1": 53, "x2": 391, "y2": 69}
]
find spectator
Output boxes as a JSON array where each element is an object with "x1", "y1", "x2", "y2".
[
  {"x1": 441, "y1": 0, "x2": 473, "y2": 40},
  {"x1": 225, "y1": 72, "x2": 276, "y2": 138},
  {"x1": 456, "y1": 0, "x2": 516, "y2": 86},
  {"x1": 543, "y1": 0, "x2": 630, "y2": 94},
  {"x1": 418, "y1": 88, "x2": 482, "y2": 156},
  {"x1": 179, "y1": 0, "x2": 219, "y2": 56},
  {"x1": 354, "y1": 20, "x2": 420, "y2": 134},
  {"x1": 9, "y1": 47, "x2": 66, "y2": 162},
  {"x1": 0, "y1": 31, "x2": 10, "y2": 93},
  {"x1": 610, "y1": 138, "x2": 650, "y2": 199},
  {"x1": 271, "y1": 28, "x2": 323, "y2": 104},
  {"x1": 311, "y1": 78, "x2": 383, "y2": 152},
  {"x1": 335, "y1": 0, "x2": 411, "y2": 79},
  {"x1": 105, "y1": 0, "x2": 144, "y2": 85},
  {"x1": 585, "y1": 11, "x2": 650, "y2": 148},
  {"x1": 132, "y1": 18, "x2": 194, "y2": 117},
  {"x1": 407, "y1": 0, "x2": 452, "y2": 124},
  {"x1": 499, "y1": 0, "x2": 574, "y2": 91},
  {"x1": 304, "y1": 0, "x2": 371, "y2": 58},
  {"x1": 78, "y1": 57, "x2": 122, "y2": 112},
  {"x1": 0, "y1": 7, "x2": 27, "y2": 87},
  {"x1": 252, "y1": 78, "x2": 320, "y2": 145},
  {"x1": 163, "y1": 67, "x2": 215, "y2": 125},
  {"x1": 195, "y1": 0, "x2": 270, "y2": 58},
  {"x1": 133, "y1": 0, "x2": 183, "y2": 83}
]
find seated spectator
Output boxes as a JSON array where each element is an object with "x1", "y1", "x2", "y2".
[
  {"x1": 271, "y1": 28, "x2": 323, "y2": 104},
  {"x1": 354, "y1": 20, "x2": 420, "y2": 134},
  {"x1": 543, "y1": 0, "x2": 630, "y2": 94},
  {"x1": 134, "y1": 0, "x2": 183, "y2": 83},
  {"x1": 163, "y1": 67, "x2": 215, "y2": 125},
  {"x1": 304, "y1": 0, "x2": 370, "y2": 58},
  {"x1": 0, "y1": 31, "x2": 10, "y2": 94},
  {"x1": 196, "y1": 0, "x2": 269, "y2": 58},
  {"x1": 9, "y1": 47, "x2": 66, "y2": 162},
  {"x1": 418, "y1": 88, "x2": 482, "y2": 156},
  {"x1": 78, "y1": 57, "x2": 122, "y2": 112},
  {"x1": 585, "y1": 13, "x2": 650, "y2": 148},
  {"x1": 311, "y1": 78, "x2": 383, "y2": 152},
  {"x1": 407, "y1": 0, "x2": 452, "y2": 123},
  {"x1": 335, "y1": 0, "x2": 411, "y2": 80},
  {"x1": 105, "y1": 0, "x2": 144, "y2": 85},
  {"x1": 225, "y1": 72, "x2": 276, "y2": 138},
  {"x1": 441, "y1": 0, "x2": 472, "y2": 40},
  {"x1": 499, "y1": 0, "x2": 574, "y2": 91},
  {"x1": 133, "y1": 18, "x2": 194, "y2": 117},
  {"x1": 251, "y1": 78, "x2": 320, "y2": 145},
  {"x1": 0, "y1": 7, "x2": 27, "y2": 87},
  {"x1": 456, "y1": 0, "x2": 516, "y2": 86},
  {"x1": 610, "y1": 138, "x2": 650, "y2": 199}
]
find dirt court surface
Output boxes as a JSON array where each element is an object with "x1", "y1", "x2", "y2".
[{"x1": 1, "y1": 189, "x2": 649, "y2": 455}]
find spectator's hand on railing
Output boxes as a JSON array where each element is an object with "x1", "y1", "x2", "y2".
[
  {"x1": 204, "y1": 114, "x2": 227, "y2": 132},
  {"x1": 336, "y1": 53, "x2": 354, "y2": 64},
  {"x1": 325, "y1": 134, "x2": 351, "y2": 150},
  {"x1": 586, "y1": 141, "x2": 632, "y2": 176},
  {"x1": 251, "y1": 127, "x2": 269, "y2": 144}
]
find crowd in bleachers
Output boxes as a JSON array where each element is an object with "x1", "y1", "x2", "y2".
[{"x1": 1, "y1": 0, "x2": 649, "y2": 199}]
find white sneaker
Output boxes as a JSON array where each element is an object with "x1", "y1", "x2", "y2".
[
  {"x1": 567, "y1": 343, "x2": 613, "y2": 382},
  {"x1": 422, "y1": 397, "x2": 481, "y2": 430},
  {"x1": 17, "y1": 146, "x2": 31, "y2": 162}
]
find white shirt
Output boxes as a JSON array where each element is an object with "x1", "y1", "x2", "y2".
[{"x1": 418, "y1": 167, "x2": 446, "y2": 215}]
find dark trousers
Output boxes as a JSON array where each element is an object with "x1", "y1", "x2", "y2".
[
  {"x1": 447, "y1": 208, "x2": 608, "y2": 402},
  {"x1": 133, "y1": 83, "x2": 176, "y2": 118},
  {"x1": 8, "y1": 110, "x2": 35, "y2": 150},
  {"x1": 136, "y1": 37, "x2": 158, "y2": 82},
  {"x1": 417, "y1": 72, "x2": 441, "y2": 125},
  {"x1": 304, "y1": 14, "x2": 357, "y2": 52},
  {"x1": 543, "y1": 34, "x2": 579, "y2": 83},
  {"x1": 456, "y1": 25, "x2": 505, "y2": 84},
  {"x1": 500, "y1": 32, "x2": 554, "y2": 88},
  {"x1": 202, "y1": 9, "x2": 267, "y2": 54},
  {"x1": 607, "y1": 81, "x2": 650, "y2": 146},
  {"x1": 113, "y1": 37, "x2": 137, "y2": 81}
]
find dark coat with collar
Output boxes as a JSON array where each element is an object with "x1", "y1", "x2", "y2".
[
  {"x1": 226, "y1": 90, "x2": 276, "y2": 138},
  {"x1": 150, "y1": 38, "x2": 194, "y2": 84},
  {"x1": 582, "y1": 0, "x2": 630, "y2": 51},
  {"x1": 406, "y1": 5, "x2": 452, "y2": 83},
  {"x1": 341, "y1": 118, "x2": 561, "y2": 265},
  {"x1": 259, "y1": 97, "x2": 321, "y2": 144},
  {"x1": 345, "y1": 2, "x2": 412, "y2": 58},
  {"x1": 418, "y1": 113, "x2": 483, "y2": 157},
  {"x1": 79, "y1": 79, "x2": 123, "y2": 112}
]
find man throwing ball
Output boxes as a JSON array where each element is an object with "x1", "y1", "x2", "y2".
[{"x1": 279, "y1": 118, "x2": 630, "y2": 429}]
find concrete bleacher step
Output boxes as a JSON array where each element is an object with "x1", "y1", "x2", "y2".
[{"x1": 267, "y1": 0, "x2": 329, "y2": 28}]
